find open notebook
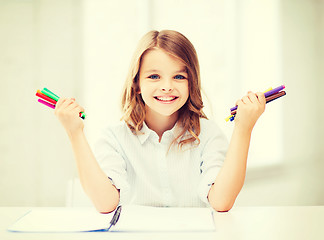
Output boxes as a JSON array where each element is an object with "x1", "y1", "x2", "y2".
[{"x1": 7, "y1": 205, "x2": 215, "y2": 232}]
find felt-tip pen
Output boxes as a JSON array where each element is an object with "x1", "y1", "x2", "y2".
[{"x1": 107, "y1": 205, "x2": 122, "y2": 231}]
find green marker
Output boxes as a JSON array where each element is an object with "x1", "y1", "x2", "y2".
[
  {"x1": 41, "y1": 88, "x2": 60, "y2": 102},
  {"x1": 44, "y1": 88, "x2": 59, "y2": 98}
]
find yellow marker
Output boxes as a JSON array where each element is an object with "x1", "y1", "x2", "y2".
[
  {"x1": 263, "y1": 87, "x2": 272, "y2": 93},
  {"x1": 225, "y1": 116, "x2": 232, "y2": 122}
]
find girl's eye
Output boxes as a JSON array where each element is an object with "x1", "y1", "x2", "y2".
[
  {"x1": 148, "y1": 74, "x2": 160, "y2": 80},
  {"x1": 174, "y1": 75, "x2": 186, "y2": 80}
]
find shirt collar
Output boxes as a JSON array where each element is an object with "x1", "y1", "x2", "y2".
[
  {"x1": 137, "y1": 122, "x2": 153, "y2": 145},
  {"x1": 137, "y1": 121, "x2": 184, "y2": 145}
]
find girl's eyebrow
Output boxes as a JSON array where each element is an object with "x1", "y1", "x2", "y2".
[
  {"x1": 142, "y1": 69, "x2": 160, "y2": 74},
  {"x1": 174, "y1": 67, "x2": 187, "y2": 74},
  {"x1": 143, "y1": 67, "x2": 187, "y2": 74}
]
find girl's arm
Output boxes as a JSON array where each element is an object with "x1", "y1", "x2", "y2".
[
  {"x1": 207, "y1": 92, "x2": 266, "y2": 212},
  {"x1": 55, "y1": 98, "x2": 119, "y2": 213}
]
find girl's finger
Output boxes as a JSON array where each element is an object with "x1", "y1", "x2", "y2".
[
  {"x1": 54, "y1": 98, "x2": 68, "y2": 116},
  {"x1": 242, "y1": 95, "x2": 251, "y2": 104},
  {"x1": 256, "y1": 92, "x2": 266, "y2": 105},
  {"x1": 65, "y1": 100, "x2": 78, "y2": 110},
  {"x1": 247, "y1": 92, "x2": 258, "y2": 103},
  {"x1": 60, "y1": 98, "x2": 76, "y2": 109},
  {"x1": 66, "y1": 100, "x2": 85, "y2": 116},
  {"x1": 55, "y1": 97, "x2": 67, "y2": 109}
]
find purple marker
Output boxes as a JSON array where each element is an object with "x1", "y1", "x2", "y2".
[
  {"x1": 230, "y1": 105, "x2": 238, "y2": 112},
  {"x1": 264, "y1": 85, "x2": 285, "y2": 98},
  {"x1": 230, "y1": 85, "x2": 286, "y2": 112}
]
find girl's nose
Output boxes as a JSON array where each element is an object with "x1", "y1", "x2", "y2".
[
  {"x1": 161, "y1": 79, "x2": 173, "y2": 92},
  {"x1": 162, "y1": 87, "x2": 172, "y2": 92}
]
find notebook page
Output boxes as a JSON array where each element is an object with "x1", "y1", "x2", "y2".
[
  {"x1": 112, "y1": 205, "x2": 215, "y2": 232},
  {"x1": 7, "y1": 208, "x2": 113, "y2": 232}
]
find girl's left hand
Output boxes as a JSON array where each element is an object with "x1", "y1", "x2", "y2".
[{"x1": 234, "y1": 91, "x2": 266, "y2": 132}]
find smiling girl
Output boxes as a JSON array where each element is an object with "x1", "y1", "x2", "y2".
[{"x1": 55, "y1": 30, "x2": 265, "y2": 213}]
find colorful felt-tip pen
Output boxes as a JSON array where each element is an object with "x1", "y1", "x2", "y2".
[
  {"x1": 230, "y1": 85, "x2": 285, "y2": 112},
  {"x1": 264, "y1": 85, "x2": 285, "y2": 98},
  {"x1": 36, "y1": 88, "x2": 86, "y2": 120},
  {"x1": 230, "y1": 91, "x2": 286, "y2": 116},
  {"x1": 38, "y1": 99, "x2": 55, "y2": 109},
  {"x1": 41, "y1": 88, "x2": 60, "y2": 102},
  {"x1": 226, "y1": 85, "x2": 286, "y2": 122},
  {"x1": 36, "y1": 90, "x2": 57, "y2": 105}
]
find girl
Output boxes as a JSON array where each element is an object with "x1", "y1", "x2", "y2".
[{"x1": 55, "y1": 30, "x2": 266, "y2": 213}]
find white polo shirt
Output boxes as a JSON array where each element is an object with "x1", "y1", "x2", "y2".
[{"x1": 94, "y1": 118, "x2": 228, "y2": 207}]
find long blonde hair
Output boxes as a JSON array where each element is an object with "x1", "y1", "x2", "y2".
[{"x1": 121, "y1": 30, "x2": 207, "y2": 148}]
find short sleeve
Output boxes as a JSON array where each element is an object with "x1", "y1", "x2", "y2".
[
  {"x1": 94, "y1": 127, "x2": 130, "y2": 205},
  {"x1": 198, "y1": 120, "x2": 229, "y2": 205}
]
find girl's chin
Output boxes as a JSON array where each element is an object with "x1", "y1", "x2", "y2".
[{"x1": 145, "y1": 107, "x2": 178, "y2": 118}]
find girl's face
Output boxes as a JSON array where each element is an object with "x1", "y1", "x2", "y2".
[{"x1": 138, "y1": 48, "x2": 189, "y2": 119}]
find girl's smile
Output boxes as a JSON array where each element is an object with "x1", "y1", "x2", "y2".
[{"x1": 154, "y1": 95, "x2": 179, "y2": 103}]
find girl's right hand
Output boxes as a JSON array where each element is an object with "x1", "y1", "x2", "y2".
[
  {"x1": 234, "y1": 91, "x2": 266, "y2": 132},
  {"x1": 54, "y1": 97, "x2": 85, "y2": 137}
]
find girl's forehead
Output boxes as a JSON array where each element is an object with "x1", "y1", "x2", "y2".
[{"x1": 140, "y1": 48, "x2": 186, "y2": 72}]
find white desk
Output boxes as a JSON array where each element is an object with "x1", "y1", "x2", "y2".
[{"x1": 1, "y1": 206, "x2": 323, "y2": 240}]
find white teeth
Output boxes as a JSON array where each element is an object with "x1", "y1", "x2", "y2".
[{"x1": 156, "y1": 96, "x2": 177, "y2": 101}]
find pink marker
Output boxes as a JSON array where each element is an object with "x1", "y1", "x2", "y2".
[{"x1": 38, "y1": 99, "x2": 55, "y2": 109}]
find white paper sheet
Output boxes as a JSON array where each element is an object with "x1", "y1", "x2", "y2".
[
  {"x1": 7, "y1": 205, "x2": 215, "y2": 232},
  {"x1": 112, "y1": 205, "x2": 215, "y2": 232},
  {"x1": 7, "y1": 207, "x2": 112, "y2": 232}
]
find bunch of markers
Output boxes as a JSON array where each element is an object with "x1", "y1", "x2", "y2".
[
  {"x1": 35, "y1": 88, "x2": 86, "y2": 119},
  {"x1": 225, "y1": 85, "x2": 286, "y2": 122}
]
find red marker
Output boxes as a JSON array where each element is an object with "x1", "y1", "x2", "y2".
[{"x1": 36, "y1": 90, "x2": 57, "y2": 105}]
